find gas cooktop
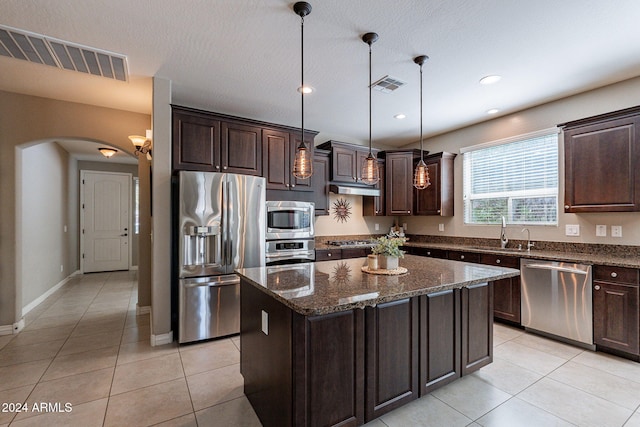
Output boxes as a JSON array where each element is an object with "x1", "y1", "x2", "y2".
[{"x1": 327, "y1": 240, "x2": 375, "y2": 247}]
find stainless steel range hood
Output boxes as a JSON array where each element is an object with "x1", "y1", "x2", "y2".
[{"x1": 329, "y1": 184, "x2": 380, "y2": 197}]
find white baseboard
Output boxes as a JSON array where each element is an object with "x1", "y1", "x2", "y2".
[
  {"x1": 22, "y1": 274, "x2": 75, "y2": 317},
  {"x1": 136, "y1": 304, "x2": 151, "y2": 315},
  {"x1": 0, "y1": 318, "x2": 24, "y2": 335},
  {"x1": 150, "y1": 330, "x2": 173, "y2": 346}
]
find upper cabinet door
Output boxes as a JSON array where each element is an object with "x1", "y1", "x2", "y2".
[
  {"x1": 386, "y1": 151, "x2": 415, "y2": 215},
  {"x1": 172, "y1": 110, "x2": 221, "y2": 171},
  {"x1": 262, "y1": 129, "x2": 291, "y2": 190},
  {"x1": 221, "y1": 122, "x2": 262, "y2": 176},
  {"x1": 564, "y1": 110, "x2": 640, "y2": 212},
  {"x1": 332, "y1": 145, "x2": 359, "y2": 183}
]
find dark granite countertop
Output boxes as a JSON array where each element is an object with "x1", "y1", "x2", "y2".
[
  {"x1": 236, "y1": 255, "x2": 519, "y2": 316},
  {"x1": 404, "y1": 242, "x2": 640, "y2": 269}
]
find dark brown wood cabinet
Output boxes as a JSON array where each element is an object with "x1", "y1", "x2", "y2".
[
  {"x1": 341, "y1": 248, "x2": 368, "y2": 259},
  {"x1": 315, "y1": 248, "x2": 342, "y2": 261},
  {"x1": 447, "y1": 250, "x2": 480, "y2": 263},
  {"x1": 563, "y1": 106, "x2": 640, "y2": 212},
  {"x1": 414, "y1": 152, "x2": 456, "y2": 216},
  {"x1": 593, "y1": 265, "x2": 639, "y2": 358},
  {"x1": 420, "y1": 290, "x2": 460, "y2": 395},
  {"x1": 363, "y1": 160, "x2": 385, "y2": 216},
  {"x1": 172, "y1": 106, "x2": 261, "y2": 175},
  {"x1": 461, "y1": 282, "x2": 493, "y2": 374},
  {"x1": 312, "y1": 149, "x2": 330, "y2": 215},
  {"x1": 365, "y1": 298, "x2": 419, "y2": 421},
  {"x1": 263, "y1": 130, "x2": 315, "y2": 192},
  {"x1": 385, "y1": 150, "x2": 420, "y2": 215},
  {"x1": 480, "y1": 254, "x2": 521, "y2": 324},
  {"x1": 405, "y1": 246, "x2": 448, "y2": 259},
  {"x1": 317, "y1": 140, "x2": 377, "y2": 184}
]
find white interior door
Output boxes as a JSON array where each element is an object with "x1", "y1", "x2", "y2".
[{"x1": 81, "y1": 171, "x2": 131, "y2": 273}]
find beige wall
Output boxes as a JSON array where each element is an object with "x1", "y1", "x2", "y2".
[
  {"x1": 314, "y1": 194, "x2": 395, "y2": 237},
  {"x1": 0, "y1": 90, "x2": 150, "y2": 327},
  {"x1": 401, "y1": 76, "x2": 640, "y2": 246}
]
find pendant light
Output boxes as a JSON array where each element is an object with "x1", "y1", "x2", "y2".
[
  {"x1": 413, "y1": 55, "x2": 431, "y2": 189},
  {"x1": 292, "y1": 2, "x2": 313, "y2": 179},
  {"x1": 360, "y1": 32, "x2": 380, "y2": 186}
]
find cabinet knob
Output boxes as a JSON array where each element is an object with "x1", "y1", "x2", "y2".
[
  {"x1": 286, "y1": 183, "x2": 290, "y2": 187},
  {"x1": 291, "y1": 184, "x2": 295, "y2": 188},
  {"x1": 611, "y1": 272, "x2": 618, "y2": 278},
  {"x1": 460, "y1": 255, "x2": 465, "y2": 260},
  {"x1": 427, "y1": 251, "x2": 431, "y2": 256},
  {"x1": 407, "y1": 210, "x2": 411, "y2": 214},
  {"x1": 327, "y1": 253, "x2": 332, "y2": 257},
  {"x1": 496, "y1": 259, "x2": 501, "y2": 264},
  {"x1": 564, "y1": 205, "x2": 570, "y2": 209},
  {"x1": 594, "y1": 285, "x2": 601, "y2": 291},
  {"x1": 223, "y1": 166, "x2": 228, "y2": 170},
  {"x1": 215, "y1": 165, "x2": 220, "y2": 169}
]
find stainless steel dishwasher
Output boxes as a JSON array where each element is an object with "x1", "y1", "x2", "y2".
[{"x1": 520, "y1": 259, "x2": 594, "y2": 348}]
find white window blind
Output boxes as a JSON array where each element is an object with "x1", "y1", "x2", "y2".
[{"x1": 463, "y1": 131, "x2": 559, "y2": 225}]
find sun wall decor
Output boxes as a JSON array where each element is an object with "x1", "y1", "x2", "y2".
[{"x1": 332, "y1": 197, "x2": 352, "y2": 223}]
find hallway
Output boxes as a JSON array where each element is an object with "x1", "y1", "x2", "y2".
[{"x1": 0, "y1": 271, "x2": 260, "y2": 426}]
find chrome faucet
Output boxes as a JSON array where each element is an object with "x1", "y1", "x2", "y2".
[
  {"x1": 500, "y1": 216, "x2": 508, "y2": 249},
  {"x1": 522, "y1": 228, "x2": 535, "y2": 251}
]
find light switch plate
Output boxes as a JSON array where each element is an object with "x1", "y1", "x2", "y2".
[
  {"x1": 596, "y1": 225, "x2": 607, "y2": 237},
  {"x1": 438, "y1": 224, "x2": 445, "y2": 232},
  {"x1": 611, "y1": 225, "x2": 622, "y2": 237},
  {"x1": 565, "y1": 224, "x2": 580, "y2": 236},
  {"x1": 374, "y1": 223, "x2": 379, "y2": 231},
  {"x1": 261, "y1": 310, "x2": 269, "y2": 335}
]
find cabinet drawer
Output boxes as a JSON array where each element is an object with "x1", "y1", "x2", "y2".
[
  {"x1": 315, "y1": 249, "x2": 342, "y2": 261},
  {"x1": 480, "y1": 254, "x2": 519, "y2": 269},
  {"x1": 594, "y1": 265, "x2": 639, "y2": 285},
  {"x1": 448, "y1": 251, "x2": 480, "y2": 263},
  {"x1": 410, "y1": 247, "x2": 448, "y2": 259},
  {"x1": 341, "y1": 248, "x2": 369, "y2": 259}
]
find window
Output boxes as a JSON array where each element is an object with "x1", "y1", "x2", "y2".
[
  {"x1": 133, "y1": 177, "x2": 140, "y2": 234},
  {"x1": 462, "y1": 130, "x2": 558, "y2": 225}
]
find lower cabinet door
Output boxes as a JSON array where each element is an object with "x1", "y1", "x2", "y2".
[
  {"x1": 493, "y1": 277, "x2": 521, "y2": 324},
  {"x1": 293, "y1": 310, "x2": 365, "y2": 427},
  {"x1": 461, "y1": 282, "x2": 494, "y2": 375},
  {"x1": 365, "y1": 298, "x2": 419, "y2": 421},
  {"x1": 420, "y1": 290, "x2": 461, "y2": 395},
  {"x1": 593, "y1": 281, "x2": 639, "y2": 355}
]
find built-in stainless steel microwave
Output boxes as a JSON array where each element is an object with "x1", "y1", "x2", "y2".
[{"x1": 265, "y1": 201, "x2": 314, "y2": 240}]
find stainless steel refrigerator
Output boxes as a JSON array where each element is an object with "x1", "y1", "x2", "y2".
[{"x1": 177, "y1": 171, "x2": 265, "y2": 343}]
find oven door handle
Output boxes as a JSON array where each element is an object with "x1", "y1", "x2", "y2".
[{"x1": 266, "y1": 252, "x2": 314, "y2": 259}]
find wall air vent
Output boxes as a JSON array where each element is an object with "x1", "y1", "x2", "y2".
[
  {"x1": 371, "y1": 75, "x2": 407, "y2": 93},
  {"x1": 0, "y1": 24, "x2": 128, "y2": 82}
]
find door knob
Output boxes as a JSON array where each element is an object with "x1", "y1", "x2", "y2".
[{"x1": 594, "y1": 285, "x2": 601, "y2": 291}]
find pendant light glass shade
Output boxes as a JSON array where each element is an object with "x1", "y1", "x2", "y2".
[
  {"x1": 292, "y1": 2, "x2": 313, "y2": 179},
  {"x1": 413, "y1": 55, "x2": 431, "y2": 190},
  {"x1": 361, "y1": 32, "x2": 380, "y2": 186}
]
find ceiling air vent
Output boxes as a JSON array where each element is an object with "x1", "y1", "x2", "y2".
[
  {"x1": 0, "y1": 24, "x2": 128, "y2": 82},
  {"x1": 371, "y1": 75, "x2": 407, "y2": 93}
]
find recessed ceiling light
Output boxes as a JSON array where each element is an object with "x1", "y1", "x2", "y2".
[
  {"x1": 487, "y1": 108, "x2": 500, "y2": 115},
  {"x1": 297, "y1": 85, "x2": 314, "y2": 94},
  {"x1": 479, "y1": 75, "x2": 502, "y2": 85},
  {"x1": 394, "y1": 113, "x2": 406, "y2": 119}
]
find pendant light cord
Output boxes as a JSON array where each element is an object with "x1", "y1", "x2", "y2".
[
  {"x1": 368, "y1": 41, "x2": 373, "y2": 156},
  {"x1": 300, "y1": 15, "x2": 305, "y2": 148},
  {"x1": 419, "y1": 62, "x2": 423, "y2": 161}
]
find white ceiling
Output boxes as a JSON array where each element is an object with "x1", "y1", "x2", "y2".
[{"x1": 2, "y1": 0, "x2": 640, "y2": 151}]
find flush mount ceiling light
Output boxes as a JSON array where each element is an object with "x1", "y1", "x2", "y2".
[
  {"x1": 297, "y1": 85, "x2": 314, "y2": 94},
  {"x1": 413, "y1": 55, "x2": 431, "y2": 190},
  {"x1": 479, "y1": 75, "x2": 502, "y2": 85},
  {"x1": 98, "y1": 147, "x2": 117, "y2": 158},
  {"x1": 360, "y1": 32, "x2": 380, "y2": 186},
  {"x1": 394, "y1": 113, "x2": 406, "y2": 120},
  {"x1": 487, "y1": 108, "x2": 500, "y2": 114},
  {"x1": 291, "y1": 1, "x2": 313, "y2": 180}
]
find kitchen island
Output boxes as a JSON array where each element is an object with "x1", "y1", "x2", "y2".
[{"x1": 237, "y1": 255, "x2": 520, "y2": 427}]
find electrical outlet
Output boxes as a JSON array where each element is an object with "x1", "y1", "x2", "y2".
[
  {"x1": 596, "y1": 225, "x2": 607, "y2": 237},
  {"x1": 402, "y1": 222, "x2": 407, "y2": 231},
  {"x1": 565, "y1": 224, "x2": 580, "y2": 236},
  {"x1": 438, "y1": 223, "x2": 445, "y2": 232},
  {"x1": 374, "y1": 223, "x2": 379, "y2": 231},
  {"x1": 611, "y1": 225, "x2": 622, "y2": 237},
  {"x1": 261, "y1": 310, "x2": 269, "y2": 335}
]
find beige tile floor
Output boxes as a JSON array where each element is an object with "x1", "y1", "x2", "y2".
[{"x1": 0, "y1": 271, "x2": 639, "y2": 426}]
